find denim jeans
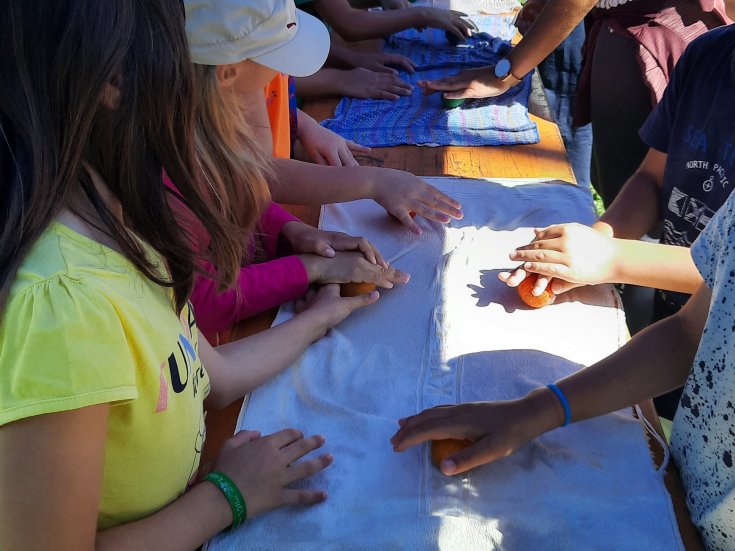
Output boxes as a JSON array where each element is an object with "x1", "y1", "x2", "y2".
[{"x1": 537, "y1": 22, "x2": 593, "y2": 192}]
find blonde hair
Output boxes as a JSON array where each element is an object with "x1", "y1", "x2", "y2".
[{"x1": 191, "y1": 64, "x2": 273, "y2": 288}]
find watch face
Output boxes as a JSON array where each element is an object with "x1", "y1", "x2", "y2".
[{"x1": 494, "y1": 58, "x2": 511, "y2": 79}]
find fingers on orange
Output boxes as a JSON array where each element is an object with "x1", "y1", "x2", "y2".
[
  {"x1": 516, "y1": 273, "x2": 556, "y2": 308},
  {"x1": 430, "y1": 438, "x2": 474, "y2": 471},
  {"x1": 340, "y1": 282, "x2": 378, "y2": 297}
]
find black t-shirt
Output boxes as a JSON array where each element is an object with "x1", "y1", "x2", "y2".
[{"x1": 639, "y1": 26, "x2": 735, "y2": 308}]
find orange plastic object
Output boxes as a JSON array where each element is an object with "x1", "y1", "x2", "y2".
[
  {"x1": 430, "y1": 438, "x2": 473, "y2": 470},
  {"x1": 340, "y1": 282, "x2": 377, "y2": 297},
  {"x1": 517, "y1": 273, "x2": 556, "y2": 308}
]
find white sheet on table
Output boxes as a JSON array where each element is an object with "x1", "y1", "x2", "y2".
[{"x1": 207, "y1": 178, "x2": 682, "y2": 551}]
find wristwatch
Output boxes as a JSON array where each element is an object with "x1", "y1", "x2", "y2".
[{"x1": 493, "y1": 58, "x2": 521, "y2": 86}]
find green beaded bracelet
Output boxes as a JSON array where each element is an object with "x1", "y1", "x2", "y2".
[{"x1": 204, "y1": 471, "x2": 247, "y2": 530}]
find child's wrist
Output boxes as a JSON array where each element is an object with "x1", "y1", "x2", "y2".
[
  {"x1": 298, "y1": 254, "x2": 322, "y2": 283},
  {"x1": 523, "y1": 386, "x2": 567, "y2": 435},
  {"x1": 196, "y1": 477, "x2": 236, "y2": 532},
  {"x1": 414, "y1": 6, "x2": 430, "y2": 23}
]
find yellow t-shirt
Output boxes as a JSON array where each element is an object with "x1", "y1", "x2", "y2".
[{"x1": 0, "y1": 223, "x2": 210, "y2": 530}]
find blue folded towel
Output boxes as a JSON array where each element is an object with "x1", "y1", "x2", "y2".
[{"x1": 321, "y1": 15, "x2": 540, "y2": 147}]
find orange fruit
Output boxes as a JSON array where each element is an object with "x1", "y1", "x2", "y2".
[
  {"x1": 340, "y1": 282, "x2": 377, "y2": 297},
  {"x1": 517, "y1": 273, "x2": 555, "y2": 308},
  {"x1": 430, "y1": 438, "x2": 473, "y2": 470}
]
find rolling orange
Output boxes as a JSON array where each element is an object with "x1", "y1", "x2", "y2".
[
  {"x1": 430, "y1": 438, "x2": 473, "y2": 470},
  {"x1": 517, "y1": 273, "x2": 555, "y2": 308},
  {"x1": 340, "y1": 282, "x2": 377, "y2": 297}
]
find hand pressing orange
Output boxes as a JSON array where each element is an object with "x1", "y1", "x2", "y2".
[
  {"x1": 517, "y1": 273, "x2": 555, "y2": 308},
  {"x1": 430, "y1": 438, "x2": 473, "y2": 470},
  {"x1": 340, "y1": 282, "x2": 377, "y2": 297}
]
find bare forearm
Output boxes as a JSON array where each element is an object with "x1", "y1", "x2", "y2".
[
  {"x1": 598, "y1": 171, "x2": 661, "y2": 239},
  {"x1": 295, "y1": 70, "x2": 346, "y2": 98},
  {"x1": 508, "y1": 0, "x2": 597, "y2": 77},
  {"x1": 552, "y1": 299, "x2": 704, "y2": 423},
  {"x1": 317, "y1": 2, "x2": 427, "y2": 41},
  {"x1": 271, "y1": 158, "x2": 379, "y2": 204},
  {"x1": 326, "y1": 41, "x2": 362, "y2": 68},
  {"x1": 204, "y1": 312, "x2": 325, "y2": 408},
  {"x1": 611, "y1": 240, "x2": 703, "y2": 294},
  {"x1": 348, "y1": 0, "x2": 381, "y2": 8},
  {"x1": 98, "y1": 483, "x2": 231, "y2": 550}
]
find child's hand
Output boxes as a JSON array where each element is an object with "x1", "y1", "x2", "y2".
[
  {"x1": 211, "y1": 428, "x2": 332, "y2": 519},
  {"x1": 337, "y1": 67, "x2": 413, "y2": 101},
  {"x1": 381, "y1": 0, "x2": 412, "y2": 10},
  {"x1": 498, "y1": 223, "x2": 620, "y2": 295},
  {"x1": 297, "y1": 111, "x2": 370, "y2": 167},
  {"x1": 348, "y1": 51, "x2": 417, "y2": 75},
  {"x1": 281, "y1": 221, "x2": 387, "y2": 267},
  {"x1": 371, "y1": 169, "x2": 463, "y2": 234},
  {"x1": 294, "y1": 283, "x2": 380, "y2": 334},
  {"x1": 299, "y1": 251, "x2": 410, "y2": 288},
  {"x1": 390, "y1": 388, "x2": 562, "y2": 475},
  {"x1": 416, "y1": 8, "x2": 474, "y2": 43}
]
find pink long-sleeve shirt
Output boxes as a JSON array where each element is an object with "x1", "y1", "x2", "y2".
[{"x1": 164, "y1": 175, "x2": 309, "y2": 343}]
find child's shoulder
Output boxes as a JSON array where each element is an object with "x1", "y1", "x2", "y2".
[
  {"x1": 12, "y1": 222, "x2": 159, "y2": 298},
  {"x1": 6, "y1": 222, "x2": 167, "y2": 337}
]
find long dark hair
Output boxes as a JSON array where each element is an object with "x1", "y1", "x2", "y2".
[{"x1": 0, "y1": 0, "x2": 256, "y2": 313}]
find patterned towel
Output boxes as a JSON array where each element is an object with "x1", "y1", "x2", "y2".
[{"x1": 321, "y1": 15, "x2": 539, "y2": 147}]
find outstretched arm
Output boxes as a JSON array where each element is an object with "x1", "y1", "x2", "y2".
[
  {"x1": 202, "y1": 284, "x2": 380, "y2": 408},
  {"x1": 419, "y1": 0, "x2": 597, "y2": 98},
  {"x1": 392, "y1": 282, "x2": 710, "y2": 475},
  {"x1": 499, "y1": 150, "x2": 698, "y2": 295},
  {"x1": 270, "y1": 158, "x2": 463, "y2": 235},
  {"x1": 0, "y1": 405, "x2": 329, "y2": 549},
  {"x1": 314, "y1": 0, "x2": 472, "y2": 42}
]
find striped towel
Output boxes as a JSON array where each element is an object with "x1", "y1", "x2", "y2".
[{"x1": 321, "y1": 15, "x2": 539, "y2": 147}]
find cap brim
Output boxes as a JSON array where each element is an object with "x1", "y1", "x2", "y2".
[{"x1": 252, "y1": 9, "x2": 329, "y2": 78}]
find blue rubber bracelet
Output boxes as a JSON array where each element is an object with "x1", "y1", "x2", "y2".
[{"x1": 546, "y1": 383, "x2": 572, "y2": 427}]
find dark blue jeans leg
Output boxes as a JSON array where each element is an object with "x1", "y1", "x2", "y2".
[{"x1": 537, "y1": 22, "x2": 593, "y2": 193}]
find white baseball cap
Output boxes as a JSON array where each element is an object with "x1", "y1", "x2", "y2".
[{"x1": 185, "y1": 0, "x2": 330, "y2": 77}]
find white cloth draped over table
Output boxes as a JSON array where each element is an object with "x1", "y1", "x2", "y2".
[{"x1": 207, "y1": 178, "x2": 683, "y2": 551}]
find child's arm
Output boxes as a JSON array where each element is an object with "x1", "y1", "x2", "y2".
[
  {"x1": 281, "y1": 220, "x2": 386, "y2": 265},
  {"x1": 596, "y1": 149, "x2": 667, "y2": 240},
  {"x1": 499, "y1": 149, "x2": 669, "y2": 294},
  {"x1": 313, "y1": 0, "x2": 473, "y2": 42},
  {"x1": 295, "y1": 67, "x2": 413, "y2": 100},
  {"x1": 327, "y1": 41, "x2": 416, "y2": 75},
  {"x1": 271, "y1": 158, "x2": 463, "y2": 235},
  {"x1": 392, "y1": 282, "x2": 711, "y2": 475},
  {"x1": 418, "y1": 0, "x2": 597, "y2": 99},
  {"x1": 0, "y1": 405, "x2": 330, "y2": 549},
  {"x1": 503, "y1": 224, "x2": 703, "y2": 295},
  {"x1": 349, "y1": 0, "x2": 412, "y2": 9},
  {"x1": 202, "y1": 284, "x2": 379, "y2": 408},
  {"x1": 296, "y1": 109, "x2": 370, "y2": 167},
  {"x1": 191, "y1": 247, "x2": 407, "y2": 338},
  {"x1": 191, "y1": 258, "x2": 310, "y2": 337}
]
